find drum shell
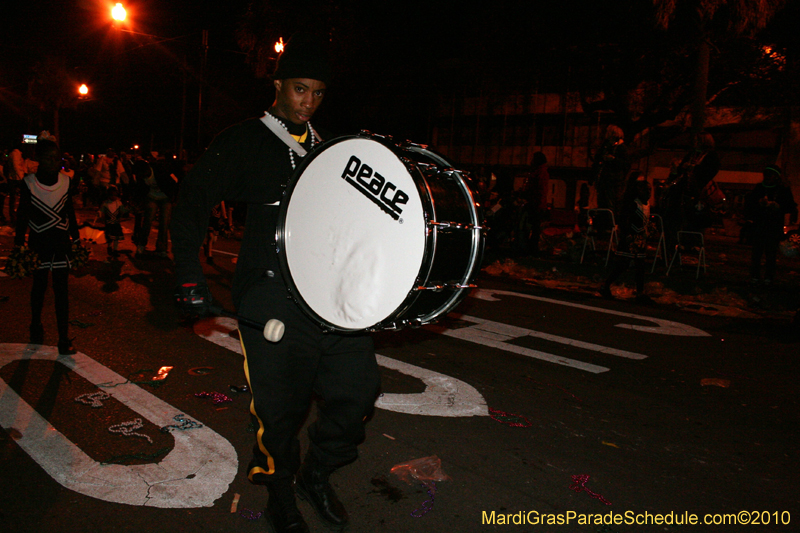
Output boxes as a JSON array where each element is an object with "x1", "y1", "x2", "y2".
[{"x1": 393, "y1": 147, "x2": 484, "y2": 328}]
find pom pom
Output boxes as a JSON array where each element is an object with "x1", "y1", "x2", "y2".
[
  {"x1": 3, "y1": 246, "x2": 41, "y2": 279},
  {"x1": 780, "y1": 233, "x2": 800, "y2": 259},
  {"x1": 70, "y1": 240, "x2": 90, "y2": 269}
]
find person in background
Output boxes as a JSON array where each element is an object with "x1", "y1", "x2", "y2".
[
  {"x1": 118, "y1": 151, "x2": 134, "y2": 201},
  {"x1": 744, "y1": 165, "x2": 797, "y2": 286},
  {"x1": 93, "y1": 152, "x2": 112, "y2": 194},
  {"x1": 592, "y1": 124, "x2": 630, "y2": 217},
  {"x1": 139, "y1": 155, "x2": 178, "y2": 258},
  {"x1": 660, "y1": 132, "x2": 720, "y2": 249},
  {"x1": 130, "y1": 159, "x2": 153, "y2": 256},
  {"x1": 523, "y1": 151, "x2": 550, "y2": 257},
  {"x1": 203, "y1": 201, "x2": 227, "y2": 264},
  {"x1": 600, "y1": 170, "x2": 653, "y2": 304},
  {"x1": 6, "y1": 142, "x2": 30, "y2": 225},
  {"x1": 99, "y1": 185, "x2": 129, "y2": 261},
  {"x1": 14, "y1": 134, "x2": 80, "y2": 355}
]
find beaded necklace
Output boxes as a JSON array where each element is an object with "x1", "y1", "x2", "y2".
[{"x1": 267, "y1": 112, "x2": 316, "y2": 170}]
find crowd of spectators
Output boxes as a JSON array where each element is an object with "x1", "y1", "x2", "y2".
[
  {"x1": 0, "y1": 141, "x2": 196, "y2": 258},
  {"x1": 466, "y1": 129, "x2": 797, "y2": 295}
]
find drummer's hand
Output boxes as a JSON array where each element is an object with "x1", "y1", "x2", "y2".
[{"x1": 174, "y1": 281, "x2": 215, "y2": 317}]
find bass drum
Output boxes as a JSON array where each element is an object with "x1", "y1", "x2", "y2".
[{"x1": 276, "y1": 133, "x2": 484, "y2": 332}]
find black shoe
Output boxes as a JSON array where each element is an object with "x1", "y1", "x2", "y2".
[
  {"x1": 58, "y1": 339, "x2": 77, "y2": 356},
  {"x1": 265, "y1": 481, "x2": 309, "y2": 533},
  {"x1": 30, "y1": 323, "x2": 45, "y2": 344},
  {"x1": 295, "y1": 457, "x2": 348, "y2": 530}
]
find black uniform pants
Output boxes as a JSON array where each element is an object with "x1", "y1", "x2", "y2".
[
  {"x1": 31, "y1": 267, "x2": 70, "y2": 341},
  {"x1": 750, "y1": 232, "x2": 781, "y2": 280},
  {"x1": 605, "y1": 253, "x2": 645, "y2": 294},
  {"x1": 238, "y1": 276, "x2": 381, "y2": 484}
]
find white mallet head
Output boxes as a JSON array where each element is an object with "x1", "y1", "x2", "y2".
[{"x1": 263, "y1": 319, "x2": 285, "y2": 343}]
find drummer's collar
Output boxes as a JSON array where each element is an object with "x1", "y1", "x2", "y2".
[{"x1": 267, "y1": 110, "x2": 308, "y2": 139}]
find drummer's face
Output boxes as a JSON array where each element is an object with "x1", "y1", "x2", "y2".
[{"x1": 273, "y1": 78, "x2": 326, "y2": 125}]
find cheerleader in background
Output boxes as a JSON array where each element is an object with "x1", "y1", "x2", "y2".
[{"x1": 14, "y1": 133, "x2": 80, "y2": 355}]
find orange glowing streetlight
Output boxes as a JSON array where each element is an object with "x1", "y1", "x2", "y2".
[
  {"x1": 274, "y1": 37, "x2": 285, "y2": 54},
  {"x1": 112, "y1": 3, "x2": 127, "y2": 22},
  {"x1": 78, "y1": 84, "x2": 89, "y2": 96}
]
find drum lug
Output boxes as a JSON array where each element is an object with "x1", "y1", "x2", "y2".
[
  {"x1": 416, "y1": 284, "x2": 445, "y2": 292},
  {"x1": 360, "y1": 130, "x2": 394, "y2": 144},
  {"x1": 374, "y1": 320, "x2": 407, "y2": 332},
  {"x1": 401, "y1": 140, "x2": 429, "y2": 150}
]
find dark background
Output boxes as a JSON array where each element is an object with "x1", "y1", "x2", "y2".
[{"x1": 1, "y1": 0, "x2": 797, "y2": 158}]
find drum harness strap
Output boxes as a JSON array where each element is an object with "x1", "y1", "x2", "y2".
[
  {"x1": 260, "y1": 112, "x2": 322, "y2": 209},
  {"x1": 260, "y1": 112, "x2": 322, "y2": 170}
]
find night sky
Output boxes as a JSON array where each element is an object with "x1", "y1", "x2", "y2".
[{"x1": 1, "y1": 1, "x2": 794, "y2": 157}]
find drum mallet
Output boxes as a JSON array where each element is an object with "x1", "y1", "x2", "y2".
[{"x1": 209, "y1": 304, "x2": 285, "y2": 343}]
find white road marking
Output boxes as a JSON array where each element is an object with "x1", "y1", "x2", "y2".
[
  {"x1": 194, "y1": 317, "x2": 489, "y2": 418},
  {"x1": 471, "y1": 289, "x2": 710, "y2": 337},
  {"x1": 456, "y1": 315, "x2": 648, "y2": 359},
  {"x1": 374, "y1": 354, "x2": 487, "y2": 417},
  {"x1": 192, "y1": 288, "x2": 709, "y2": 408},
  {"x1": 432, "y1": 320, "x2": 611, "y2": 374},
  {"x1": 0, "y1": 344, "x2": 238, "y2": 508}
]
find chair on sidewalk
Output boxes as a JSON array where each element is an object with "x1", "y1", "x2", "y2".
[
  {"x1": 580, "y1": 208, "x2": 618, "y2": 267},
  {"x1": 650, "y1": 214, "x2": 669, "y2": 273},
  {"x1": 666, "y1": 230, "x2": 707, "y2": 278}
]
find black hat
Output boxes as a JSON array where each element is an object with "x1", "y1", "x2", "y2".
[{"x1": 272, "y1": 32, "x2": 332, "y2": 85}]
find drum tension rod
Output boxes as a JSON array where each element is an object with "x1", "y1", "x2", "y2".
[
  {"x1": 415, "y1": 283, "x2": 477, "y2": 292},
  {"x1": 416, "y1": 284, "x2": 445, "y2": 292},
  {"x1": 429, "y1": 221, "x2": 483, "y2": 231}
]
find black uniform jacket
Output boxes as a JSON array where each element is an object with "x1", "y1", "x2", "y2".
[{"x1": 171, "y1": 116, "x2": 322, "y2": 309}]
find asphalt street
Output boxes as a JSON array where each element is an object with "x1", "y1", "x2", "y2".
[{"x1": 1, "y1": 211, "x2": 798, "y2": 533}]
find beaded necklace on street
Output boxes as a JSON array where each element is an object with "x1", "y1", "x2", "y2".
[{"x1": 268, "y1": 112, "x2": 316, "y2": 170}]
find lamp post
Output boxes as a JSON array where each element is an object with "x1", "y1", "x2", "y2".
[{"x1": 198, "y1": 29, "x2": 208, "y2": 150}]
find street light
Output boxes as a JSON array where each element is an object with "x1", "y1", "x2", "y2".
[
  {"x1": 109, "y1": 2, "x2": 209, "y2": 152},
  {"x1": 112, "y1": 3, "x2": 127, "y2": 22},
  {"x1": 78, "y1": 83, "x2": 89, "y2": 97}
]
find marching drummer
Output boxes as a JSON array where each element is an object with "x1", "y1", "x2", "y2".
[{"x1": 171, "y1": 32, "x2": 380, "y2": 533}]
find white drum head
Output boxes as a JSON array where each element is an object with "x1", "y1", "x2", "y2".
[{"x1": 282, "y1": 138, "x2": 427, "y2": 330}]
